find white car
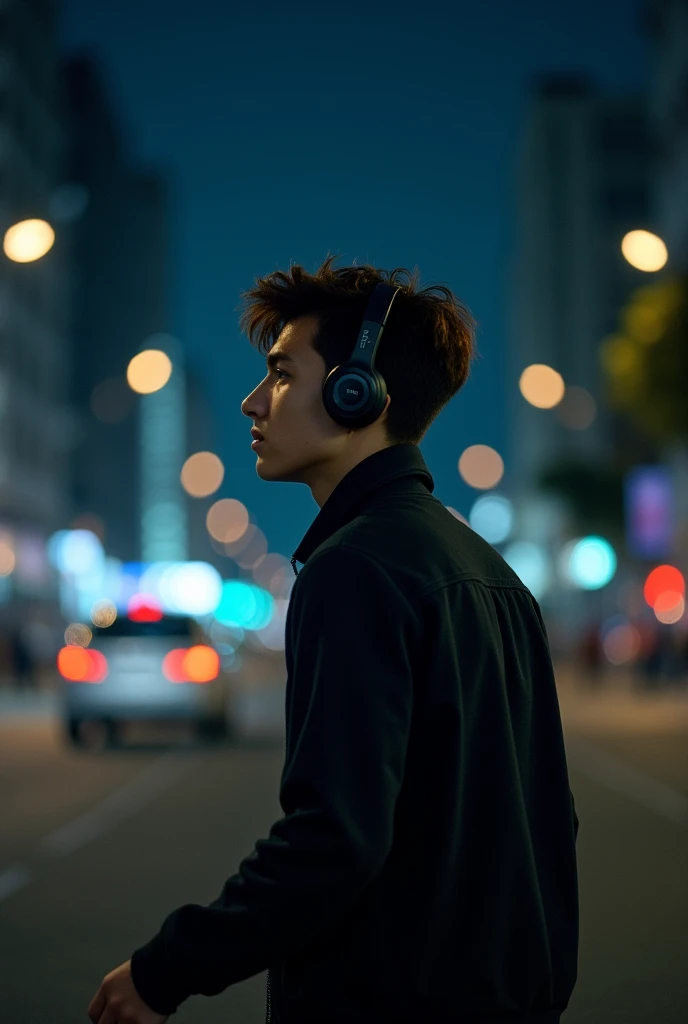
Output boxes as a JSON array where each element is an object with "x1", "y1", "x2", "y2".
[{"x1": 58, "y1": 612, "x2": 238, "y2": 750}]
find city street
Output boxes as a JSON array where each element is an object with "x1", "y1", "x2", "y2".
[
  {"x1": 0, "y1": 664, "x2": 687, "y2": 1023},
  {"x1": 2, "y1": 2, "x2": 687, "y2": 1023}
]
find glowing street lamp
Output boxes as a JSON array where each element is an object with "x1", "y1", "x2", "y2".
[
  {"x1": 3, "y1": 218, "x2": 55, "y2": 263},
  {"x1": 621, "y1": 230, "x2": 668, "y2": 272}
]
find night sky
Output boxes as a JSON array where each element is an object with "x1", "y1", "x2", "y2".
[{"x1": 59, "y1": 0, "x2": 649, "y2": 562}]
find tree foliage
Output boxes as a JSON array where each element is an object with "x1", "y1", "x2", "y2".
[{"x1": 599, "y1": 273, "x2": 688, "y2": 443}]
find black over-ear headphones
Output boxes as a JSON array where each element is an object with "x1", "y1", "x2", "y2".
[{"x1": 322, "y1": 282, "x2": 401, "y2": 430}]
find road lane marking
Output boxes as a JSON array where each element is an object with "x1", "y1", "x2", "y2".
[
  {"x1": 0, "y1": 752, "x2": 195, "y2": 905},
  {"x1": 37, "y1": 751, "x2": 195, "y2": 857},
  {"x1": 567, "y1": 736, "x2": 688, "y2": 825},
  {"x1": 0, "y1": 864, "x2": 32, "y2": 903}
]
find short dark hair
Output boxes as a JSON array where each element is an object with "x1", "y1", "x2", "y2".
[{"x1": 237, "y1": 253, "x2": 479, "y2": 446}]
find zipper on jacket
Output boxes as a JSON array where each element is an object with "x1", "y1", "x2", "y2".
[{"x1": 266, "y1": 709, "x2": 289, "y2": 1023}]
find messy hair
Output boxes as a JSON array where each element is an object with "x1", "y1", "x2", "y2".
[{"x1": 237, "y1": 253, "x2": 479, "y2": 445}]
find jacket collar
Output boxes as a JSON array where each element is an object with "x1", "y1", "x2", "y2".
[{"x1": 290, "y1": 443, "x2": 435, "y2": 575}]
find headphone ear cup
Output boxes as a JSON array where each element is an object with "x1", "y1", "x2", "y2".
[{"x1": 323, "y1": 365, "x2": 387, "y2": 428}]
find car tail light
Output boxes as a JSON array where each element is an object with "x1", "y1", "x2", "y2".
[
  {"x1": 57, "y1": 645, "x2": 108, "y2": 683},
  {"x1": 162, "y1": 645, "x2": 220, "y2": 684}
]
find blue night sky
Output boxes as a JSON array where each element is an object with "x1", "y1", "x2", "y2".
[{"x1": 59, "y1": 0, "x2": 649, "y2": 561}]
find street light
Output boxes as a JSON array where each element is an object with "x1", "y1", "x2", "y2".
[
  {"x1": 621, "y1": 229, "x2": 668, "y2": 272},
  {"x1": 3, "y1": 218, "x2": 55, "y2": 263}
]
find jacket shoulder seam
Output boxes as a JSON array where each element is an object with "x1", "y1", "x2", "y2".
[{"x1": 419, "y1": 573, "x2": 533, "y2": 601}]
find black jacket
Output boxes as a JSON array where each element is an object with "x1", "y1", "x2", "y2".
[{"x1": 130, "y1": 443, "x2": 579, "y2": 1024}]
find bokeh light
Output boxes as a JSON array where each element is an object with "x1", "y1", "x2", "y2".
[
  {"x1": 458, "y1": 445, "x2": 504, "y2": 490},
  {"x1": 157, "y1": 561, "x2": 223, "y2": 616},
  {"x1": 128, "y1": 593, "x2": 163, "y2": 621},
  {"x1": 162, "y1": 645, "x2": 220, "y2": 683},
  {"x1": 90, "y1": 599, "x2": 118, "y2": 628},
  {"x1": 653, "y1": 593, "x2": 685, "y2": 624},
  {"x1": 555, "y1": 386, "x2": 597, "y2": 430},
  {"x1": 601, "y1": 616, "x2": 642, "y2": 665},
  {"x1": 622, "y1": 297, "x2": 665, "y2": 344},
  {"x1": 502, "y1": 541, "x2": 552, "y2": 600},
  {"x1": 64, "y1": 622, "x2": 93, "y2": 647},
  {"x1": 0, "y1": 535, "x2": 16, "y2": 576},
  {"x1": 252, "y1": 552, "x2": 293, "y2": 595},
  {"x1": 643, "y1": 564, "x2": 685, "y2": 609},
  {"x1": 57, "y1": 645, "x2": 108, "y2": 683},
  {"x1": 214, "y1": 580, "x2": 273, "y2": 631},
  {"x1": 565, "y1": 536, "x2": 617, "y2": 590},
  {"x1": 519, "y1": 364, "x2": 565, "y2": 408},
  {"x1": 468, "y1": 495, "x2": 514, "y2": 544},
  {"x1": 207, "y1": 498, "x2": 250, "y2": 543},
  {"x1": 181, "y1": 452, "x2": 225, "y2": 497},
  {"x1": 621, "y1": 229, "x2": 668, "y2": 272},
  {"x1": 126, "y1": 350, "x2": 173, "y2": 394},
  {"x1": 599, "y1": 334, "x2": 640, "y2": 378},
  {"x1": 3, "y1": 218, "x2": 55, "y2": 262},
  {"x1": 48, "y1": 529, "x2": 104, "y2": 575}
]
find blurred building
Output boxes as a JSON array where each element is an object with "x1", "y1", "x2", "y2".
[
  {"x1": 646, "y1": 0, "x2": 688, "y2": 270},
  {"x1": 185, "y1": 364, "x2": 227, "y2": 571},
  {"x1": 644, "y1": 0, "x2": 688, "y2": 563},
  {"x1": 64, "y1": 52, "x2": 221, "y2": 570},
  {"x1": 63, "y1": 53, "x2": 186, "y2": 564},
  {"x1": 507, "y1": 74, "x2": 654, "y2": 496},
  {"x1": 0, "y1": 0, "x2": 75, "y2": 616}
]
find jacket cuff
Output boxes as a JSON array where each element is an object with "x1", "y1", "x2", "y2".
[{"x1": 130, "y1": 935, "x2": 190, "y2": 1016}]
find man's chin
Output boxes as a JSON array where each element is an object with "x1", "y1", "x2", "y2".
[
  {"x1": 255, "y1": 451, "x2": 281, "y2": 479},
  {"x1": 255, "y1": 451, "x2": 303, "y2": 484}
]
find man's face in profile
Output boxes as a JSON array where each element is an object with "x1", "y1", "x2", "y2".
[{"x1": 241, "y1": 313, "x2": 391, "y2": 507}]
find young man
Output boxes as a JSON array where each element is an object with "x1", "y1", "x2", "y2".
[{"x1": 99, "y1": 256, "x2": 579, "y2": 1024}]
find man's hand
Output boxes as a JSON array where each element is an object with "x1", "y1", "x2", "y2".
[{"x1": 87, "y1": 958, "x2": 170, "y2": 1024}]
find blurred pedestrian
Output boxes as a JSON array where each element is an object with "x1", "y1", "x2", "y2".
[{"x1": 10, "y1": 624, "x2": 34, "y2": 690}]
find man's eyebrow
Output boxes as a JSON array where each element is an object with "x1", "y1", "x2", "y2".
[{"x1": 266, "y1": 350, "x2": 297, "y2": 370}]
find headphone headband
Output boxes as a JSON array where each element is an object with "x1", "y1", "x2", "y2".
[{"x1": 322, "y1": 280, "x2": 401, "y2": 429}]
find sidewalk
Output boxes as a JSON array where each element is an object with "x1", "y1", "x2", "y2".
[
  {"x1": 0, "y1": 678, "x2": 61, "y2": 720},
  {"x1": 555, "y1": 660, "x2": 688, "y2": 735}
]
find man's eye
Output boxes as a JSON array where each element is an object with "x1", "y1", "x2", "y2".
[{"x1": 274, "y1": 368, "x2": 288, "y2": 380}]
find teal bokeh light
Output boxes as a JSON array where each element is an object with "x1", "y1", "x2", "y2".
[
  {"x1": 502, "y1": 541, "x2": 551, "y2": 600},
  {"x1": 568, "y1": 536, "x2": 617, "y2": 590},
  {"x1": 468, "y1": 494, "x2": 514, "y2": 544},
  {"x1": 214, "y1": 580, "x2": 273, "y2": 630}
]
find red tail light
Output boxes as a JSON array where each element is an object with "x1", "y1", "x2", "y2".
[
  {"x1": 57, "y1": 645, "x2": 108, "y2": 683},
  {"x1": 162, "y1": 645, "x2": 220, "y2": 684}
]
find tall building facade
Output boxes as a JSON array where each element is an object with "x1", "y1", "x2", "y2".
[
  {"x1": 63, "y1": 54, "x2": 180, "y2": 564},
  {"x1": 0, "y1": 0, "x2": 75, "y2": 614},
  {"x1": 507, "y1": 75, "x2": 655, "y2": 497},
  {"x1": 644, "y1": 0, "x2": 688, "y2": 562},
  {"x1": 646, "y1": 0, "x2": 688, "y2": 270}
]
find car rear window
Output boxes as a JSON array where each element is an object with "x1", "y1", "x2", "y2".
[{"x1": 93, "y1": 615, "x2": 195, "y2": 638}]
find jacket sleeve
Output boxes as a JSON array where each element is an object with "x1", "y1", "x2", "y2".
[{"x1": 130, "y1": 545, "x2": 417, "y2": 1015}]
